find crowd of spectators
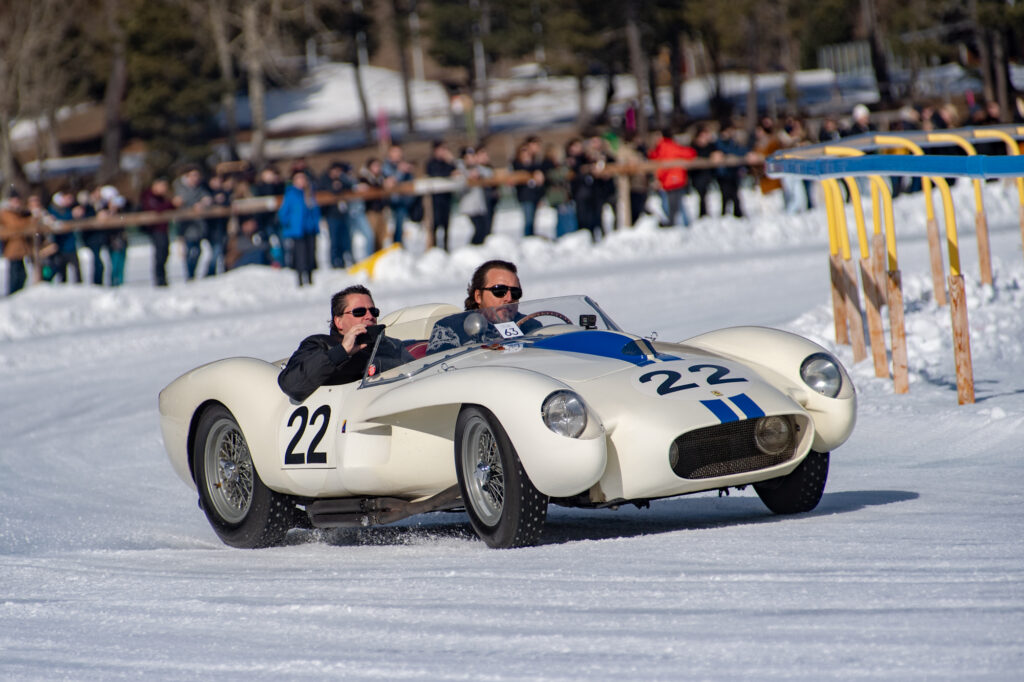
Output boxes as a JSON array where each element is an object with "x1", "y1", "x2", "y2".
[{"x1": 2, "y1": 97, "x2": 1021, "y2": 295}]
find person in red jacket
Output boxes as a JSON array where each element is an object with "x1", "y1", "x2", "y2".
[{"x1": 648, "y1": 128, "x2": 696, "y2": 228}]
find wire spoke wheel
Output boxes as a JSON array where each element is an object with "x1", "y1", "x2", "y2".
[
  {"x1": 191, "y1": 404, "x2": 293, "y2": 548},
  {"x1": 204, "y1": 418, "x2": 255, "y2": 524},
  {"x1": 462, "y1": 416, "x2": 506, "y2": 526},
  {"x1": 455, "y1": 406, "x2": 548, "y2": 548}
]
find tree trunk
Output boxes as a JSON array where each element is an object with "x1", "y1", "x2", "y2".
[
  {"x1": 209, "y1": 0, "x2": 239, "y2": 160},
  {"x1": 779, "y1": 0, "x2": 799, "y2": 113},
  {"x1": 861, "y1": 0, "x2": 894, "y2": 107},
  {"x1": 470, "y1": 0, "x2": 490, "y2": 141},
  {"x1": 243, "y1": 4, "x2": 266, "y2": 168},
  {"x1": 648, "y1": 61, "x2": 663, "y2": 134},
  {"x1": 625, "y1": 0, "x2": 650, "y2": 139},
  {"x1": 969, "y1": 0, "x2": 995, "y2": 103},
  {"x1": 391, "y1": 0, "x2": 416, "y2": 135},
  {"x1": 993, "y1": 29, "x2": 1009, "y2": 122},
  {"x1": 44, "y1": 109, "x2": 60, "y2": 159},
  {"x1": 669, "y1": 34, "x2": 685, "y2": 128},
  {"x1": 98, "y1": 30, "x2": 127, "y2": 184},
  {"x1": 353, "y1": 0, "x2": 374, "y2": 145},
  {"x1": 576, "y1": 74, "x2": 588, "y2": 129},
  {"x1": 0, "y1": 111, "x2": 30, "y2": 199},
  {"x1": 745, "y1": 15, "x2": 759, "y2": 131}
]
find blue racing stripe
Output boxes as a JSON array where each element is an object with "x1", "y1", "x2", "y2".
[
  {"x1": 700, "y1": 399, "x2": 740, "y2": 423},
  {"x1": 728, "y1": 393, "x2": 765, "y2": 419},
  {"x1": 529, "y1": 330, "x2": 655, "y2": 366}
]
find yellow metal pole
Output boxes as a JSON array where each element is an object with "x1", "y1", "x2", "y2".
[
  {"x1": 930, "y1": 177, "x2": 961, "y2": 277},
  {"x1": 825, "y1": 178, "x2": 867, "y2": 363},
  {"x1": 927, "y1": 133, "x2": 991, "y2": 285},
  {"x1": 973, "y1": 129, "x2": 1024, "y2": 267},
  {"x1": 864, "y1": 175, "x2": 909, "y2": 393},
  {"x1": 837, "y1": 174, "x2": 887, "y2": 375},
  {"x1": 874, "y1": 135, "x2": 948, "y2": 306},
  {"x1": 823, "y1": 179, "x2": 849, "y2": 346},
  {"x1": 924, "y1": 176, "x2": 974, "y2": 404}
]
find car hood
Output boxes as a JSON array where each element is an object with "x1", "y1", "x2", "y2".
[
  {"x1": 448, "y1": 330, "x2": 663, "y2": 382},
  {"x1": 449, "y1": 330, "x2": 801, "y2": 425}
]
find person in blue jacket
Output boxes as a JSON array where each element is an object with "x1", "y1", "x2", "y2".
[{"x1": 277, "y1": 169, "x2": 321, "y2": 286}]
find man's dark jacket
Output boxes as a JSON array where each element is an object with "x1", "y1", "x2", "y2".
[{"x1": 278, "y1": 330, "x2": 412, "y2": 402}]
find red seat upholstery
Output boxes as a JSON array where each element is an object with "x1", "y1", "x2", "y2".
[{"x1": 406, "y1": 341, "x2": 428, "y2": 359}]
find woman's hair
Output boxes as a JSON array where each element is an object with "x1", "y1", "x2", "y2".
[
  {"x1": 464, "y1": 260, "x2": 517, "y2": 310},
  {"x1": 329, "y1": 284, "x2": 372, "y2": 332}
]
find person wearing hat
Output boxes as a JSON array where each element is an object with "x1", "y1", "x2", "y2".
[
  {"x1": 46, "y1": 191, "x2": 83, "y2": 284},
  {"x1": 319, "y1": 160, "x2": 356, "y2": 268},
  {"x1": 426, "y1": 140, "x2": 457, "y2": 250},
  {"x1": 457, "y1": 146, "x2": 492, "y2": 246}
]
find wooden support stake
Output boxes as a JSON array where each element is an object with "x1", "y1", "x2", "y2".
[
  {"x1": 975, "y1": 211, "x2": 993, "y2": 286},
  {"x1": 616, "y1": 175, "x2": 631, "y2": 229},
  {"x1": 948, "y1": 274, "x2": 975, "y2": 405},
  {"x1": 843, "y1": 258, "x2": 867, "y2": 363},
  {"x1": 926, "y1": 216, "x2": 947, "y2": 306},
  {"x1": 861, "y1": 258, "x2": 889, "y2": 378},
  {"x1": 872, "y1": 233, "x2": 888, "y2": 308},
  {"x1": 829, "y1": 254, "x2": 849, "y2": 345},
  {"x1": 886, "y1": 270, "x2": 910, "y2": 394}
]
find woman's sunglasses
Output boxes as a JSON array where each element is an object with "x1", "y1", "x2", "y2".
[
  {"x1": 480, "y1": 285, "x2": 523, "y2": 300},
  {"x1": 343, "y1": 307, "x2": 380, "y2": 318}
]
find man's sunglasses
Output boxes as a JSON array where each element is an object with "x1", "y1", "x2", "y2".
[
  {"x1": 480, "y1": 285, "x2": 523, "y2": 300},
  {"x1": 343, "y1": 306, "x2": 380, "y2": 318}
]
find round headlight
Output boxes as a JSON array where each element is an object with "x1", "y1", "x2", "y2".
[
  {"x1": 800, "y1": 353, "x2": 842, "y2": 398},
  {"x1": 541, "y1": 391, "x2": 587, "y2": 438},
  {"x1": 754, "y1": 416, "x2": 794, "y2": 455}
]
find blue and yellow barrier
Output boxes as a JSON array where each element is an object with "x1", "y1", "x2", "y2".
[{"x1": 767, "y1": 124, "x2": 1024, "y2": 405}]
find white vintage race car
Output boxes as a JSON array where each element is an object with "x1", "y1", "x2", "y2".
[{"x1": 159, "y1": 295, "x2": 856, "y2": 549}]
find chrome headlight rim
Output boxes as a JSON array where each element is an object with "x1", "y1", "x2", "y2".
[
  {"x1": 754, "y1": 415, "x2": 795, "y2": 456},
  {"x1": 800, "y1": 352, "x2": 842, "y2": 398},
  {"x1": 541, "y1": 390, "x2": 588, "y2": 439}
]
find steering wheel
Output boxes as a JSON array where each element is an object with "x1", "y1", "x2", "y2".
[{"x1": 516, "y1": 310, "x2": 572, "y2": 327}]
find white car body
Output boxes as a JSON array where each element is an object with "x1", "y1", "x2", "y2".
[{"x1": 159, "y1": 295, "x2": 856, "y2": 548}]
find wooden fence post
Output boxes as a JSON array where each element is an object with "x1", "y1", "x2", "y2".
[
  {"x1": 925, "y1": 211, "x2": 947, "y2": 306},
  {"x1": 830, "y1": 254, "x2": 850, "y2": 345},
  {"x1": 861, "y1": 257, "x2": 889, "y2": 377},
  {"x1": 948, "y1": 274, "x2": 975, "y2": 404},
  {"x1": 843, "y1": 257, "x2": 868, "y2": 363},
  {"x1": 886, "y1": 270, "x2": 910, "y2": 394}
]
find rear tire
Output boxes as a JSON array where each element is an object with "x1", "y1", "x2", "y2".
[
  {"x1": 754, "y1": 451, "x2": 829, "y2": 514},
  {"x1": 455, "y1": 406, "x2": 548, "y2": 548},
  {"x1": 192, "y1": 404, "x2": 294, "y2": 548}
]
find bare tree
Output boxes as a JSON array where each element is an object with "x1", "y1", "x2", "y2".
[
  {"x1": 97, "y1": 0, "x2": 128, "y2": 184},
  {"x1": 391, "y1": 0, "x2": 417, "y2": 135},
  {"x1": 208, "y1": 0, "x2": 241, "y2": 159},
  {"x1": 625, "y1": 0, "x2": 650, "y2": 139},
  {"x1": 0, "y1": 0, "x2": 80, "y2": 196}
]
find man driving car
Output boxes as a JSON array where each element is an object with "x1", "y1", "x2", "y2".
[{"x1": 427, "y1": 259, "x2": 540, "y2": 353}]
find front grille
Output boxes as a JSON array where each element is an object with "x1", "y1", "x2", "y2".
[{"x1": 671, "y1": 418, "x2": 796, "y2": 479}]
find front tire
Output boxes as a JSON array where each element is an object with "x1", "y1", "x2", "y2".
[
  {"x1": 192, "y1": 404, "x2": 294, "y2": 548},
  {"x1": 754, "y1": 450, "x2": 829, "y2": 514},
  {"x1": 455, "y1": 406, "x2": 548, "y2": 548}
]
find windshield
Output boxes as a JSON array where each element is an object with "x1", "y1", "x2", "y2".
[{"x1": 362, "y1": 295, "x2": 621, "y2": 387}]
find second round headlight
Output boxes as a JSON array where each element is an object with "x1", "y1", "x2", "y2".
[
  {"x1": 541, "y1": 390, "x2": 587, "y2": 438},
  {"x1": 800, "y1": 353, "x2": 842, "y2": 398}
]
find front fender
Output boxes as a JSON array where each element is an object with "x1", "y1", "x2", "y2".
[{"x1": 358, "y1": 366, "x2": 607, "y2": 498}]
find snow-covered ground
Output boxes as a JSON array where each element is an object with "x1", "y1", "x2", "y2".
[{"x1": 2, "y1": 174, "x2": 1023, "y2": 679}]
